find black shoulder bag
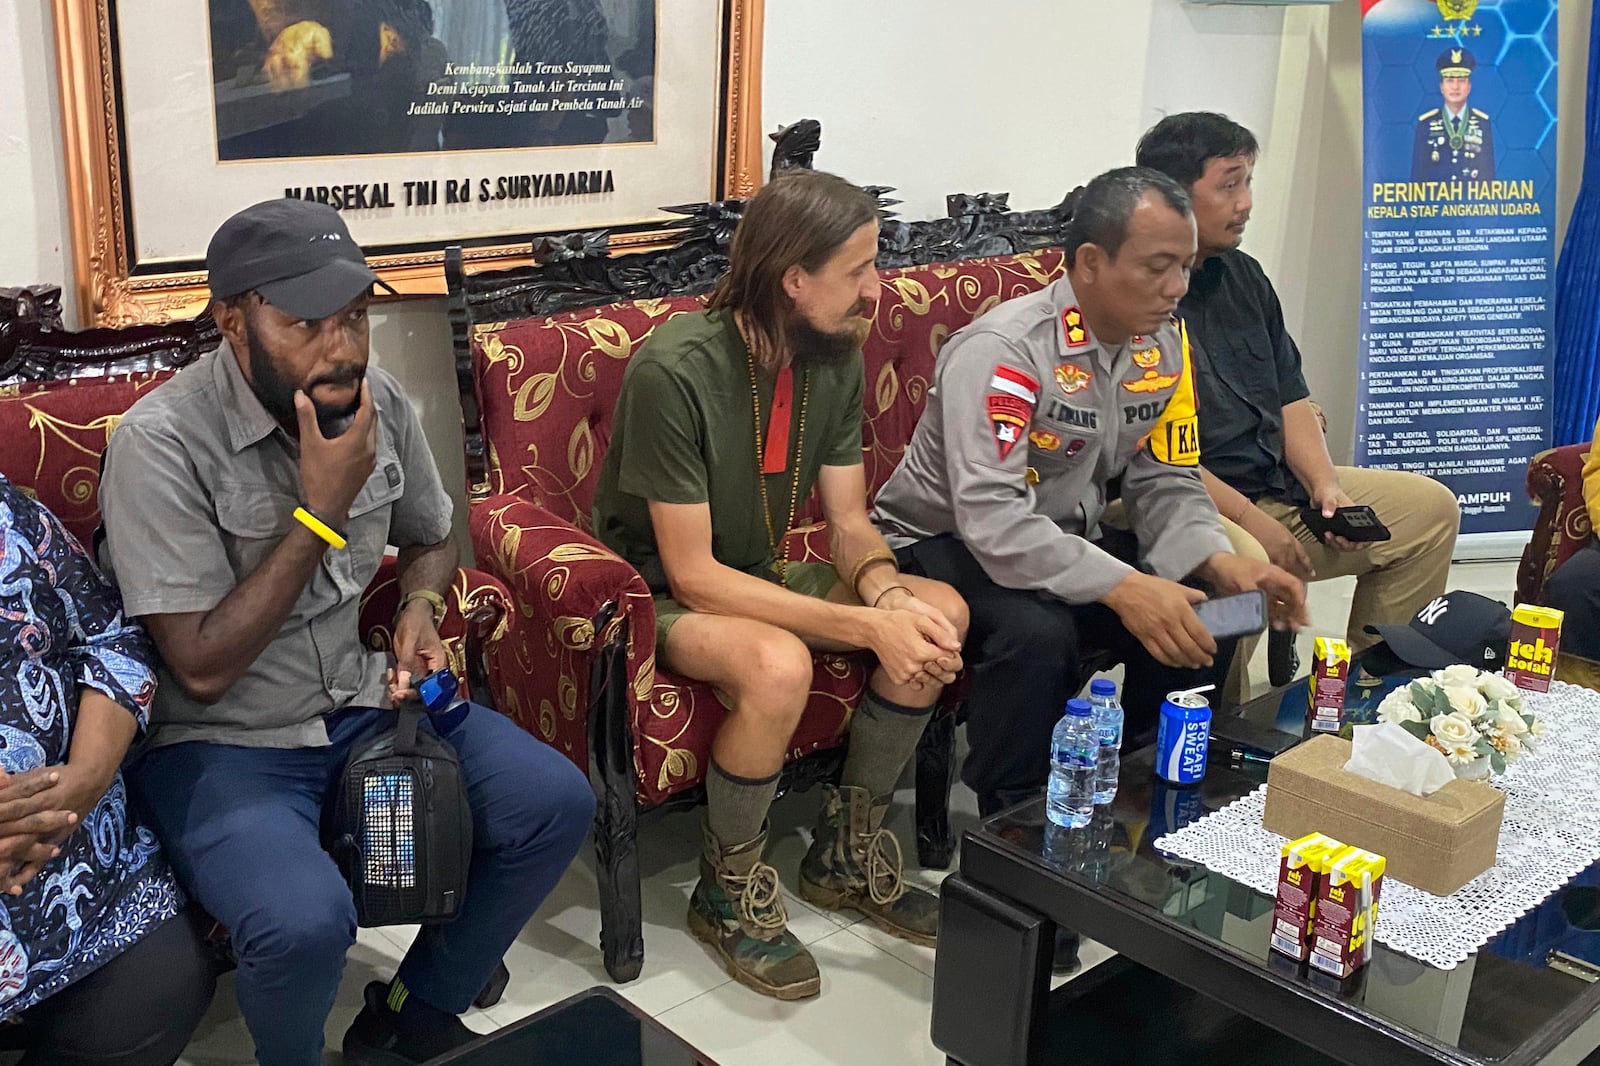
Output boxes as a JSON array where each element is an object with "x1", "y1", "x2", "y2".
[{"x1": 324, "y1": 701, "x2": 473, "y2": 926}]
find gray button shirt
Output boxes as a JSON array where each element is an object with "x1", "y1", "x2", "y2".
[
  {"x1": 99, "y1": 341, "x2": 454, "y2": 750},
  {"x1": 872, "y1": 275, "x2": 1231, "y2": 604}
]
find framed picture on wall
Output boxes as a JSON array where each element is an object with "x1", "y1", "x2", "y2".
[{"x1": 52, "y1": 0, "x2": 765, "y2": 325}]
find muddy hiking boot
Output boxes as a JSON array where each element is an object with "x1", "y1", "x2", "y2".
[
  {"x1": 688, "y1": 822, "x2": 820, "y2": 1000},
  {"x1": 799, "y1": 784, "x2": 938, "y2": 946}
]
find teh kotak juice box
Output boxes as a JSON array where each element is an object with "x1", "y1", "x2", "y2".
[
  {"x1": 1270, "y1": 833, "x2": 1345, "y2": 962},
  {"x1": 1307, "y1": 637, "x2": 1350, "y2": 734},
  {"x1": 1310, "y1": 847, "x2": 1386, "y2": 979},
  {"x1": 1504, "y1": 604, "x2": 1564, "y2": 694}
]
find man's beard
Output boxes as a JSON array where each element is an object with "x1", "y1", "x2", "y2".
[
  {"x1": 244, "y1": 315, "x2": 365, "y2": 438},
  {"x1": 789, "y1": 300, "x2": 873, "y2": 368}
]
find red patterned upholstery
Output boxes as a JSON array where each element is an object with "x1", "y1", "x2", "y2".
[
  {"x1": 0, "y1": 369, "x2": 511, "y2": 677},
  {"x1": 472, "y1": 295, "x2": 704, "y2": 524},
  {"x1": 829, "y1": 249, "x2": 1066, "y2": 516},
  {"x1": 0, "y1": 373, "x2": 168, "y2": 546},
  {"x1": 1517, "y1": 443, "x2": 1593, "y2": 605},
  {"x1": 468, "y1": 250, "x2": 1066, "y2": 804}
]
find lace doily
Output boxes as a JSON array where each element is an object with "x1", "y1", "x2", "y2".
[{"x1": 1154, "y1": 681, "x2": 1600, "y2": 970}]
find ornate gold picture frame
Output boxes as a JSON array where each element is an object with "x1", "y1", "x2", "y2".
[{"x1": 53, "y1": 0, "x2": 765, "y2": 325}]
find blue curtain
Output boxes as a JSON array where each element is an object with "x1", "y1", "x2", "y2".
[{"x1": 1552, "y1": 11, "x2": 1600, "y2": 447}]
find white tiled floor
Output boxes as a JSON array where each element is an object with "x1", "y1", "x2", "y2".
[{"x1": 176, "y1": 559, "x2": 1519, "y2": 1065}]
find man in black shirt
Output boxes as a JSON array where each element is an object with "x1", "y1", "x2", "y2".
[{"x1": 1136, "y1": 112, "x2": 1460, "y2": 665}]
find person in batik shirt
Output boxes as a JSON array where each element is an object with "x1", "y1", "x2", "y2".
[{"x1": 0, "y1": 472, "x2": 213, "y2": 1064}]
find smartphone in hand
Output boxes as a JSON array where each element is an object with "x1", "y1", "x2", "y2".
[
  {"x1": 1192, "y1": 590, "x2": 1269, "y2": 640},
  {"x1": 416, "y1": 668, "x2": 459, "y2": 712},
  {"x1": 1297, "y1": 505, "x2": 1392, "y2": 543}
]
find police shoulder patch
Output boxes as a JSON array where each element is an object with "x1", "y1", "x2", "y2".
[
  {"x1": 1419, "y1": 108, "x2": 1440, "y2": 120},
  {"x1": 1061, "y1": 307, "x2": 1090, "y2": 348}
]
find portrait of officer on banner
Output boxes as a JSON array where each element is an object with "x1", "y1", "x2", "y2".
[{"x1": 1412, "y1": 46, "x2": 1495, "y2": 182}]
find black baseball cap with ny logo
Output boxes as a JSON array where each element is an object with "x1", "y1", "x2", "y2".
[
  {"x1": 1364, "y1": 591, "x2": 1513, "y2": 670},
  {"x1": 206, "y1": 198, "x2": 396, "y2": 321}
]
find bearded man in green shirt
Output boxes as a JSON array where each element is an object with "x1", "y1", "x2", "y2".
[{"x1": 593, "y1": 170, "x2": 968, "y2": 1000}]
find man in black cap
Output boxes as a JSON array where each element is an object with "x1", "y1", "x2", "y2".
[
  {"x1": 99, "y1": 198, "x2": 594, "y2": 1066},
  {"x1": 1413, "y1": 47, "x2": 1495, "y2": 183}
]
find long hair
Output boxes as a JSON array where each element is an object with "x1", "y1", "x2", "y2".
[{"x1": 709, "y1": 170, "x2": 878, "y2": 370}]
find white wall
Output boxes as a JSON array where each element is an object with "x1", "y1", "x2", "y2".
[
  {"x1": 1, "y1": 0, "x2": 1591, "y2": 512},
  {"x1": 0, "y1": 0, "x2": 71, "y2": 318}
]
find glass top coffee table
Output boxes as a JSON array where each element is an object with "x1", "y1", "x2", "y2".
[
  {"x1": 428, "y1": 986, "x2": 719, "y2": 1065},
  {"x1": 930, "y1": 722, "x2": 1600, "y2": 1066}
]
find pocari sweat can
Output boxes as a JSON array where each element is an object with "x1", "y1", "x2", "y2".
[{"x1": 1155, "y1": 691, "x2": 1211, "y2": 786}]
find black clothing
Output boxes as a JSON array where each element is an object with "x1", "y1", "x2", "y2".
[
  {"x1": 1546, "y1": 540, "x2": 1600, "y2": 661},
  {"x1": 16, "y1": 910, "x2": 215, "y2": 1066},
  {"x1": 894, "y1": 529, "x2": 1235, "y2": 808},
  {"x1": 1180, "y1": 250, "x2": 1313, "y2": 504}
]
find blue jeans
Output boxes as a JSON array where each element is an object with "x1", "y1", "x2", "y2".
[{"x1": 129, "y1": 705, "x2": 593, "y2": 1066}]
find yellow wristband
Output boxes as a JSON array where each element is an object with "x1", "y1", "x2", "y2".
[{"x1": 293, "y1": 506, "x2": 347, "y2": 550}]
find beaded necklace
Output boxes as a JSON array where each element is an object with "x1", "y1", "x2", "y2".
[{"x1": 741, "y1": 329, "x2": 809, "y2": 588}]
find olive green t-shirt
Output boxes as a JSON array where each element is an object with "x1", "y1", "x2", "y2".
[{"x1": 592, "y1": 308, "x2": 866, "y2": 592}]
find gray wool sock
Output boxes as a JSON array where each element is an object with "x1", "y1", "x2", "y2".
[
  {"x1": 705, "y1": 760, "x2": 780, "y2": 851},
  {"x1": 839, "y1": 689, "x2": 934, "y2": 799}
]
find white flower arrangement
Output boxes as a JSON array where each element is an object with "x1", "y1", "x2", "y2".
[{"x1": 1375, "y1": 665, "x2": 1543, "y2": 779}]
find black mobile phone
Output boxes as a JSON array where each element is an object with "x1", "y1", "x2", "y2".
[
  {"x1": 1298, "y1": 505, "x2": 1392, "y2": 543},
  {"x1": 1208, "y1": 714, "x2": 1302, "y2": 758},
  {"x1": 1192, "y1": 590, "x2": 1268, "y2": 640}
]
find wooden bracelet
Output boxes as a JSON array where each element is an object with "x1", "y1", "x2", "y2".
[
  {"x1": 872, "y1": 584, "x2": 913, "y2": 609},
  {"x1": 848, "y1": 549, "x2": 897, "y2": 599}
]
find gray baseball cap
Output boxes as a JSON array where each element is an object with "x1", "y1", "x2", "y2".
[{"x1": 206, "y1": 199, "x2": 395, "y2": 319}]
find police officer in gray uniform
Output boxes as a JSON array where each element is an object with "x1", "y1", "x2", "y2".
[
  {"x1": 1413, "y1": 47, "x2": 1494, "y2": 183},
  {"x1": 873, "y1": 168, "x2": 1307, "y2": 817}
]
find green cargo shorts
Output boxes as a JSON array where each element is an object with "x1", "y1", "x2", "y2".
[{"x1": 653, "y1": 560, "x2": 839, "y2": 649}]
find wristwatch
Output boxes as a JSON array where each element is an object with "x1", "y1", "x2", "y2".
[{"x1": 397, "y1": 589, "x2": 448, "y2": 628}]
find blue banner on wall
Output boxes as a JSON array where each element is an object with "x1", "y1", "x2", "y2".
[{"x1": 1359, "y1": 0, "x2": 1557, "y2": 535}]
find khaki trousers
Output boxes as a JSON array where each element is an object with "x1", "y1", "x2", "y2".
[
  {"x1": 1222, "y1": 467, "x2": 1459, "y2": 702},
  {"x1": 1255, "y1": 466, "x2": 1460, "y2": 649},
  {"x1": 1109, "y1": 467, "x2": 1459, "y2": 703},
  {"x1": 1219, "y1": 515, "x2": 1268, "y2": 704}
]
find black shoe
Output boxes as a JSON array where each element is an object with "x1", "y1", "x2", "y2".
[
  {"x1": 1267, "y1": 629, "x2": 1300, "y2": 688},
  {"x1": 343, "y1": 981, "x2": 477, "y2": 1065},
  {"x1": 1052, "y1": 928, "x2": 1081, "y2": 977},
  {"x1": 473, "y1": 961, "x2": 510, "y2": 1010}
]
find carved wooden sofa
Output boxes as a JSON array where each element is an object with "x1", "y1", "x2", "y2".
[
  {"x1": 0, "y1": 286, "x2": 516, "y2": 1005},
  {"x1": 445, "y1": 122, "x2": 1076, "y2": 982},
  {"x1": 1517, "y1": 442, "x2": 1592, "y2": 604},
  {"x1": 0, "y1": 288, "x2": 512, "y2": 699}
]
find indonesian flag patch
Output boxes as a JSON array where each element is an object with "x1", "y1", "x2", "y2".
[
  {"x1": 988, "y1": 365, "x2": 1040, "y2": 405},
  {"x1": 986, "y1": 365, "x2": 1039, "y2": 461}
]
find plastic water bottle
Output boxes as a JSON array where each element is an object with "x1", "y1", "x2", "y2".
[
  {"x1": 1090, "y1": 678, "x2": 1124, "y2": 805},
  {"x1": 1047, "y1": 698, "x2": 1097, "y2": 829}
]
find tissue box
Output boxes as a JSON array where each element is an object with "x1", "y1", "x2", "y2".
[{"x1": 1262, "y1": 736, "x2": 1504, "y2": 895}]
